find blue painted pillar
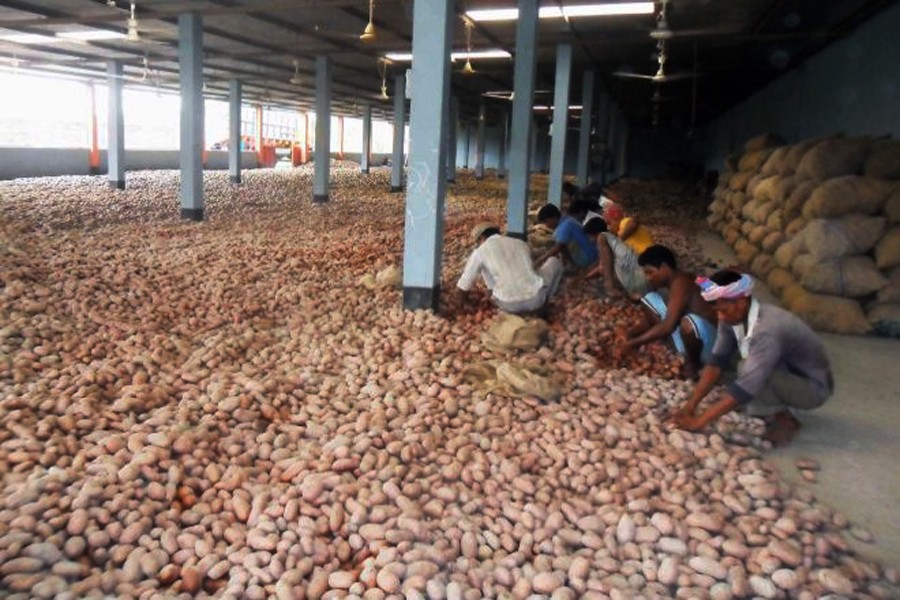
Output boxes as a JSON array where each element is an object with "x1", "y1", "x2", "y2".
[
  {"x1": 446, "y1": 97, "x2": 458, "y2": 182},
  {"x1": 576, "y1": 69, "x2": 594, "y2": 187},
  {"x1": 548, "y1": 44, "x2": 573, "y2": 207},
  {"x1": 497, "y1": 110, "x2": 508, "y2": 179},
  {"x1": 361, "y1": 103, "x2": 372, "y2": 173},
  {"x1": 530, "y1": 120, "x2": 539, "y2": 173},
  {"x1": 178, "y1": 13, "x2": 204, "y2": 220},
  {"x1": 475, "y1": 102, "x2": 486, "y2": 180},
  {"x1": 506, "y1": 0, "x2": 539, "y2": 237},
  {"x1": 314, "y1": 56, "x2": 331, "y2": 202},
  {"x1": 228, "y1": 78, "x2": 241, "y2": 184},
  {"x1": 107, "y1": 60, "x2": 125, "y2": 190},
  {"x1": 401, "y1": 0, "x2": 453, "y2": 311},
  {"x1": 391, "y1": 74, "x2": 406, "y2": 192}
]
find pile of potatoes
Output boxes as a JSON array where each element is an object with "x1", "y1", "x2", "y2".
[{"x1": 0, "y1": 168, "x2": 896, "y2": 599}]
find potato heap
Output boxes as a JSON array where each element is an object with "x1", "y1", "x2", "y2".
[{"x1": 0, "y1": 167, "x2": 896, "y2": 599}]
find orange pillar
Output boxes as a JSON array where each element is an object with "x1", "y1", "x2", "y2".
[
  {"x1": 255, "y1": 104, "x2": 264, "y2": 166},
  {"x1": 338, "y1": 116, "x2": 344, "y2": 160},
  {"x1": 88, "y1": 83, "x2": 100, "y2": 174}
]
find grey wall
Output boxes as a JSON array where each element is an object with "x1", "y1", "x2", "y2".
[
  {"x1": 0, "y1": 148, "x2": 258, "y2": 180},
  {"x1": 702, "y1": 1, "x2": 900, "y2": 171}
]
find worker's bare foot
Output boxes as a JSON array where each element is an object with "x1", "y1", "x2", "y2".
[{"x1": 762, "y1": 411, "x2": 802, "y2": 447}]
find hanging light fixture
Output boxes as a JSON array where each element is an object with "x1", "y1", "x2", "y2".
[
  {"x1": 461, "y1": 18, "x2": 476, "y2": 74},
  {"x1": 378, "y1": 58, "x2": 389, "y2": 100},
  {"x1": 360, "y1": 0, "x2": 377, "y2": 42},
  {"x1": 126, "y1": 2, "x2": 141, "y2": 43},
  {"x1": 289, "y1": 59, "x2": 303, "y2": 85}
]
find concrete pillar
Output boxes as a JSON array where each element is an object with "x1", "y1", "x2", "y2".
[
  {"x1": 446, "y1": 97, "x2": 458, "y2": 182},
  {"x1": 497, "y1": 111, "x2": 508, "y2": 179},
  {"x1": 228, "y1": 79, "x2": 241, "y2": 184},
  {"x1": 576, "y1": 70, "x2": 594, "y2": 187},
  {"x1": 474, "y1": 102, "x2": 486, "y2": 180},
  {"x1": 107, "y1": 60, "x2": 125, "y2": 190},
  {"x1": 361, "y1": 103, "x2": 372, "y2": 173},
  {"x1": 506, "y1": 0, "x2": 539, "y2": 238},
  {"x1": 178, "y1": 13, "x2": 203, "y2": 220},
  {"x1": 548, "y1": 44, "x2": 572, "y2": 207},
  {"x1": 463, "y1": 123, "x2": 470, "y2": 169},
  {"x1": 529, "y1": 120, "x2": 539, "y2": 173},
  {"x1": 314, "y1": 55, "x2": 331, "y2": 202},
  {"x1": 597, "y1": 90, "x2": 611, "y2": 184},
  {"x1": 401, "y1": 0, "x2": 453, "y2": 311},
  {"x1": 391, "y1": 74, "x2": 406, "y2": 192},
  {"x1": 617, "y1": 118, "x2": 630, "y2": 178}
]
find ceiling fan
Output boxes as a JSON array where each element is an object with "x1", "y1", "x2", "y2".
[
  {"x1": 102, "y1": 1, "x2": 169, "y2": 45},
  {"x1": 482, "y1": 89, "x2": 552, "y2": 101},
  {"x1": 648, "y1": 0, "x2": 739, "y2": 40},
  {"x1": 289, "y1": 59, "x2": 303, "y2": 85},
  {"x1": 613, "y1": 39, "x2": 696, "y2": 83}
]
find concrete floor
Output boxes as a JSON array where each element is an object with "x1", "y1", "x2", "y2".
[{"x1": 697, "y1": 232, "x2": 900, "y2": 569}]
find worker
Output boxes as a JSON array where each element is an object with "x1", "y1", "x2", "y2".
[
  {"x1": 671, "y1": 270, "x2": 834, "y2": 447},
  {"x1": 580, "y1": 217, "x2": 648, "y2": 298},
  {"x1": 457, "y1": 223, "x2": 563, "y2": 315},
  {"x1": 535, "y1": 204, "x2": 598, "y2": 270},
  {"x1": 620, "y1": 245, "x2": 718, "y2": 380},
  {"x1": 567, "y1": 199, "x2": 605, "y2": 227},
  {"x1": 604, "y1": 203, "x2": 654, "y2": 255}
]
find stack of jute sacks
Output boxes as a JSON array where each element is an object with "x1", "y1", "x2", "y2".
[{"x1": 708, "y1": 134, "x2": 900, "y2": 336}]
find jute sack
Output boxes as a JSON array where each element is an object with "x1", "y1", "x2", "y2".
[
  {"x1": 482, "y1": 313, "x2": 549, "y2": 352},
  {"x1": 746, "y1": 174, "x2": 767, "y2": 198},
  {"x1": 739, "y1": 149, "x2": 774, "y2": 173},
  {"x1": 741, "y1": 198, "x2": 762, "y2": 220},
  {"x1": 784, "y1": 180, "x2": 816, "y2": 219},
  {"x1": 751, "y1": 201, "x2": 779, "y2": 225},
  {"x1": 751, "y1": 253, "x2": 775, "y2": 278},
  {"x1": 803, "y1": 176, "x2": 895, "y2": 219},
  {"x1": 782, "y1": 284, "x2": 872, "y2": 335},
  {"x1": 719, "y1": 172, "x2": 734, "y2": 189},
  {"x1": 729, "y1": 171, "x2": 754, "y2": 191},
  {"x1": 749, "y1": 225, "x2": 769, "y2": 245},
  {"x1": 496, "y1": 362, "x2": 562, "y2": 402},
  {"x1": 375, "y1": 265, "x2": 402, "y2": 288},
  {"x1": 785, "y1": 216, "x2": 808, "y2": 237},
  {"x1": 867, "y1": 303, "x2": 900, "y2": 338},
  {"x1": 783, "y1": 137, "x2": 832, "y2": 173},
  {"x1": 797, "y1": 138, "x2": 870, "y2": 181},
  {"x1": 767, "y1": 267, "x2": 794, "y2": 296},
  {"x1": 744, "y1": 133, "x2": 786, "y2": 153},
  {"x1": 723, "y1": 227, "x2": 741, "y2": 246},
  {"x1": 753, "y1": 175, "x2": 784, "y2": 204},
  {"x1": 729, "y1": 191, "x2": 747, "y2": 212},
  {"x1": 765, "y1": 209, "x2": 785, "y2": 233},
  {"x1": 791, "y1": 254, "x2": 818, "y2": 279},
  {"x1": 875, "y1": 227, "x2": 900, "y2": 269},
  {"x1": 876, "y1": 266, "x2": 900, "y2": 303},
  {"x1": 762, "y1": 231, "x2": 786, "y2": 254},
  {"x1": 864, "y1": 139, "x2": 900, "y2": 180},
  {"x1": 761, "y1": 146, "x2": 790, "y2": 177},
  {"x1": 800, "y1": 256, "x2": 888, "y2": 297},
  {"x1": 775, "y1": 238, "x2": 804, "y2": 269},
  {"x1": 802, "y1": 216, "x2": 887, "y2": 260},
  {"x1": 885, "y1": 186, "x2": 900, "y2": 223},
  {"x1": 741, "y1": 221, "x2": 756, "y2": 237},
  {"x1": 736, "y1": 240, "x2": 760, "y2": 266}
]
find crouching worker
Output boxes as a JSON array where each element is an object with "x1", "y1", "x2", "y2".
[
  {"x1": 620, "y1": 245, "x2": 718, "y2": 379},
  {"x1": 581, "y1": 217, "x2": 648, "y2": 298},
  {"x1": 535, "y1": 204, "x2": 598, "y2": 271},
  {"x1": 457, "y1": 223, "x2": 564, "y2": 315},
  {"x1": 671, "y1": 270, "x2": 834, "y2": 446}
]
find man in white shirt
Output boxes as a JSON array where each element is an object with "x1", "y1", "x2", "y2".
[{"x1": 457, "y1": 223, "x2": 564, "y2": 315}]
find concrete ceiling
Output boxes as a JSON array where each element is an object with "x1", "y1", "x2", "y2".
[{"x1": 0, "y1": 0, "x2": 893, "y2": 128}]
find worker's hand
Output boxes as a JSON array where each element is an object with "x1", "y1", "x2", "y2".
[
  {"x1": 666, "y1": 404, "x2": 695, "y2": 423},
  {"x1": 615, "y1": 340, "x2": 635, "y2": 359},
  {"x1": 671, "y1": 410, "x2": 704, "y2": 432}
]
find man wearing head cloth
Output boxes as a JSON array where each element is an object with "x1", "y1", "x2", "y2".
[
  {"x1": 457, "y1": 223, "x2": 564, "y2": 315},
  {"x1": 670, "y1": 270, "x2": 834, "y2": 446}
]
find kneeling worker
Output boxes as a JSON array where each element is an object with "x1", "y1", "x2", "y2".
[
  {"x1": 457, "y1": 223, "x2": 563, "y2": 315},
  {"x1": 671, "y1": 270, "x2": 834, "y2": 446}
]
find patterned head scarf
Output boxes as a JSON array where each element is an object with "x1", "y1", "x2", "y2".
[{"x1": 696, "y1": 274, "x2": 755, "y2": 301}]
